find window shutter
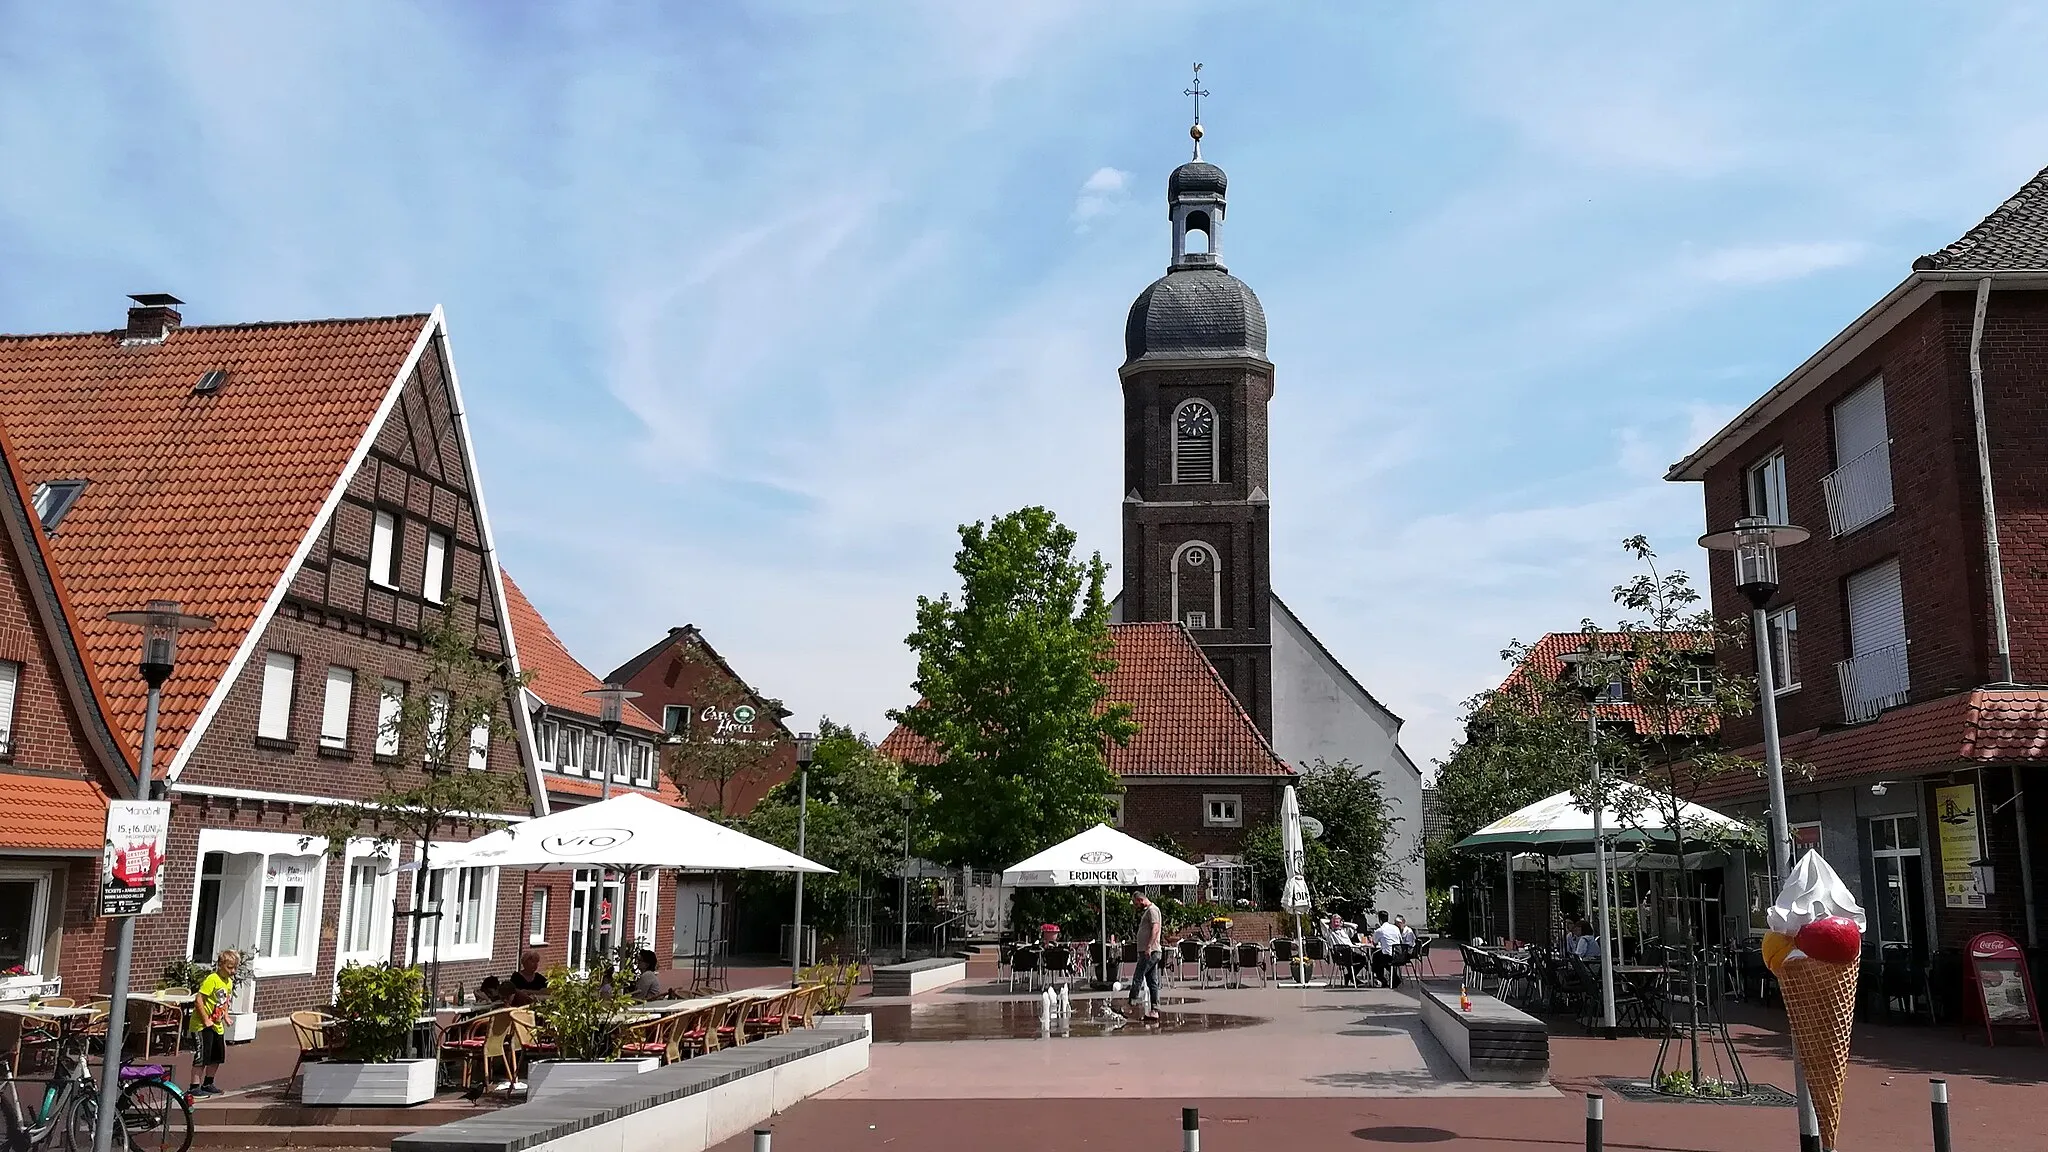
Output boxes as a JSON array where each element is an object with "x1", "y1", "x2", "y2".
[
  {"x1": 1833, "y1": 379, "x2": 1888, "y2": 463},
  {"x1": 321, "y1": 667, "x2": 354, "y2": 748},
  {"x1": 0, "y1": 661, "x2": 19, "y2": 750},
  {"x1": 376, "y1": 680, "x2": 404, "y2": 757},
  {"x1": 423, "y1": 531, "x2": 448, "y2": 603},
  {"x1": 1846, "y1": 559, "x2": 1906, "y2": 656},
  {"x1": 370, "y1": 511, "x2": 398, "y2": 587},
  {"x1": 258, "y1": 653, "x2": 297, "y2": 740},
  {"x1": 469, "y1": 722, "x2": 490, "y2": 771}
]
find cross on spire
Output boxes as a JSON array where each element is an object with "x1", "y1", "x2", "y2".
[{"x1": 1185, "y1": 63, "x2": 1208, "y2": 159}]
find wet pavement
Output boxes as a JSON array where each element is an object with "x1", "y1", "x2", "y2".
[{"x1": 853, "y1": 996, "x2": 1264, "y2": 1042}]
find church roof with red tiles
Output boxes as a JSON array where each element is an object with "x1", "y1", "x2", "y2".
[
  {"x1": 0, "y1": 312, "x2": 433, "y2": 778},
  {"x1": 879, "y1": 621, "x2": 1294, "y2": 778}
]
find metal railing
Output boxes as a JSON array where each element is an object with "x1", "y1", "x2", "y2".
[
  {"x1": 1822, "y1": 440, "x2": 1895, "y2": 536},
  {"x1": 1836, "y1": 642, "x2": 1910, "y2": 723}
]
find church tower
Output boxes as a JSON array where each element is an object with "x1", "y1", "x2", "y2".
[{"x1": 1120, "y1": 110, "x2": 1275, "y2": 736}]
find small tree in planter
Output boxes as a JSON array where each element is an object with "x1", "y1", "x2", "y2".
[
  {"x1": 302, "y1": 964, "x2": 433, "y2": 1106},
  {"x1": 528, "y1": 966, "x2": 655, "y2": 1098}
]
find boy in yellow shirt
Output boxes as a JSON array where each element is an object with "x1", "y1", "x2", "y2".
[{"x1": 189, "y1": 950, "x2": 239, "y2": 1096}]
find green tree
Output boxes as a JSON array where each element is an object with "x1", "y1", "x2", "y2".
[
  {"x1": 741, "y1": 721, "x2": 918, "y2": 932},
  {"x1": 301, "y1": 591, "x2": 531, "y2": 963},
  {"x1": 1242, "y1": 758, "x2": 1404, "y2": 908},
  {"x1": 888, "y1": 506, "x2": 1136, "y2": 870}
]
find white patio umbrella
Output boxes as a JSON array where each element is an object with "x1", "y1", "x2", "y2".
[
  {"x1": 1455, "y1": 785, "x2": 1749, "y2": 852},
  {"x1": 1003, "y1": 824, "x2": 1198, "y2": 986},
  {"x1": 441, "y1": 792, "x2": 833, "y2": 873},
  {"x1": 1277, "y1": 786, "x2": 1319, "y2": 986}
]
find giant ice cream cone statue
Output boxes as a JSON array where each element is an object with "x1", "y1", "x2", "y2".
[{"x1": 1763, "y1": 851, "x2": 1866, "y2": 1151}]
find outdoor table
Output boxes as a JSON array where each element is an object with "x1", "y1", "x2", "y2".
[
  {"x1": 634, "y1": 995, "x2": 731, "y2": 1014},
  {"x1": 0, "y1": 1004, "x2": 96, "y2": 1018},
  {"x1": 1610, "y1": 966, "x2": 1668, "y2": 1030}
]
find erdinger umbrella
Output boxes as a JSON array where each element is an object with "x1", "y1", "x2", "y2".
[
  {"x1": 441, "y1": 792, "x2": 832, "y2": 873},
  {"x1": 1277, "y1": 786, "x2": 1319, "y2": 987},
  {"x1": 1004, "y1": 824, "x2": 1198, "y2": 986}
]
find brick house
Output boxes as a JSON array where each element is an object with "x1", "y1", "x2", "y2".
[
  {"x1": 0, "y1": 298, "x2": 542, "y2": 1017},
  {"x1": 1668, "y1": 167, "x2": 2048, "y2": 967},
  {"x1": 500, "y1": 572, "x2": 679, "y2": 973},
  {"x1": 880, "y1": 620, "x2": 1296, "y2": 903},
  {"x1": 0, "y1": 420, "x2": 136, "y2": 1003},
  {"x1": 608, "y1": 626, "x2": 797, "y2": 817}
]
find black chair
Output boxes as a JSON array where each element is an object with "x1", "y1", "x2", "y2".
[
  {"x1": 1235, "y1": 941, "x2": 1267, "y2": 987},
  {"x1": 1270, "y1": 937, "x2": 1300, "y2": 981},
  {"x1": 1042, "y1": 944, "x2": 1075, "y2": 987},
  {"x1": 1010, "y1": 945, "x2": 1042, "y2": 992},
  {"x1": 1409, "y1": 934, "x2": 1438, "y2": 977},
  {"x1": 1304, "y1": 937, "x2": 1329, "y2": 982},
  {"x1": 1879, "y1": 944, "x2": 1936, "y2": 1025},
  {"x1": 1175, "y1": 938, "x2": 1204, "y2": 983},
  {"x1": 1200, "y1": 942, "x2": 1232, "y2": 988}
]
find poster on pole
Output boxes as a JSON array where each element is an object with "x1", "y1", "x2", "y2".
[
  {"x1": 1934, "y1": 784, "x2": 1985, "y2": 908},
  {"x1": 99, "y1": 800, "x2": 171, "y2": 917}
]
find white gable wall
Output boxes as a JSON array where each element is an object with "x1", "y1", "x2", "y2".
[{"x1": 1270, "y1": 598, "x2": 1427, "y2": 926}]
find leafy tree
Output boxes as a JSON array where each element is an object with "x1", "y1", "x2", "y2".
[
  {"x1": 888, "y1": 507, "x2": 1136, "y2": 870},
  {"x1": 1241, "y1": 758, "x2": 1404, "y2": 910},
  {"x1": 740, "y1": 720, "x2": 919, "y2": 935},
  {"x1": 301, "y1": 591, "x2": 531, "y2": 964}
]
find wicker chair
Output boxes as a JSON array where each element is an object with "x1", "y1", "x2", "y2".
[
  {"x1": 287, "y1": 1012, "x2": 334, "y2": 1098},
  {"x1": 679, "y1": 1000, "x2": 730, "y2": 1057},
  {"x1": 618, "y1": 1013, "x2": 677, "y2": 1064}
]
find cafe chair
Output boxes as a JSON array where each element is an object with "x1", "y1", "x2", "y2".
[
  {"x1": 1199, "y1": 942, "x2": 1231, "y2": 989},
  {"x1": 618, "y1": 1013, "x2": 677, "y2": 1064},
  {"x1": 508, "y1": 1008, "x2": 555, "y2": 1070},
  {"x1": 287, "y1": 1011, "x2": 335, "y2": 1099},
  {"x1": 680, "y1": 1001, "x2": 730, "y2": 1057},
  {"x1": 1234, "y1": 941, "x2": 1267, "y2": 987},
  {"x1": 1009, "y1": 946, "x2": 1042, "y2": 992},
  {"x1": 1175, "y1": 938, "x2": 1204, "y2": 984},
  {"x1": 1304, "y1": 937, "x2": 1329, "y2": 983},
  {"x1": 1041, "y1": 944, "x2": 1075, "y2": 987}
]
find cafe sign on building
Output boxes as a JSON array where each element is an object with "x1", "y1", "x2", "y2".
[{"x1": 1934, "y1": 783, "x2": 1986, "y2": 909}]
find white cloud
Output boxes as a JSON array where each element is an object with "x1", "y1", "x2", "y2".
[
  {"x1": 1072, "y1": 166, "x2": 1132, "y2": 229},
  {"x1": 1686, "y1": 241, "x2": 1869, "y2": 285}
]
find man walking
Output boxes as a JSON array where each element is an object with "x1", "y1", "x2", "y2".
[
  {"x1": 1370, "y1": 910, "x2": 1403, "y2": 989},
  {"x1": 1127, "y1": 891, "x2": 1163, "y2": 1021}
]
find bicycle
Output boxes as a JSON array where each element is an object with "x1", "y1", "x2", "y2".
[
  {"x1": 111, "y1": 1066, "x2": 189, "y2": 1152},
  {"x1": 0, "y1": 1033, "x2": 126, "y2": 1152}
]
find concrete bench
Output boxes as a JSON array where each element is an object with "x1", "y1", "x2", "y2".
[
  {"x1": 391, "y1": 1019, "x2": 869, "y2": 1152},
  {"x1": 1416, "y1": 980, "x2": 1549, "y2": 1083},
  {"x1": 872, "y1": 957, "x2": 967, "y2": 996}
]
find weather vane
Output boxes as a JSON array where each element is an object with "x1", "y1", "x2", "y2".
[{"x1": 1185, "y1": 62, "x2": 1208, "y2": 159}]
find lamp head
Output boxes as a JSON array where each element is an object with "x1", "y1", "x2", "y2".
[
  {"x1": 1699, "y1": 517, "x2": 1809, "y2": 608},
  {"x1": 107, "y1": 600, "x2": 216, "y2": 688},
  {"x1": 582, "y1": 682, "x2": 642, "y2": 733},
  {"x1": 795, "y1": 731, "x2": 818, "y2": 767}
]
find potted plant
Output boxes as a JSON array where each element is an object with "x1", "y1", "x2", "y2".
[
  {"x1": 528, "y1": 966, "x2": 657, "y2": 1098},
  {"x1": 302, "y1": 963, "x2": 435, "y2": 1106}
]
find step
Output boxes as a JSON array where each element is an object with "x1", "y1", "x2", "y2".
[{"x1": 195, "y1": 1124, "x2": 420, "y2": 1148}]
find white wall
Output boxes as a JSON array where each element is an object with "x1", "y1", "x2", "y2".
[{"x1": 1270, "y1": 601, "x2": 1428, "y2": 925}]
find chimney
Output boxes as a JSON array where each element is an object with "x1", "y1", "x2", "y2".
[{"x1": 123, "y1": 293, "x2": 184, "y2": 343}]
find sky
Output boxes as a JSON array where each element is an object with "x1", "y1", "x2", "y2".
[{"x1": 6, "y1": 2, "x2": 2048, "y2": 773}]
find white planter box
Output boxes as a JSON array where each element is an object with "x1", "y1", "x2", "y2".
[
  {"x1": 226, "y1": 1012, "x2": 258, "y2": 1044},
  {"x1": 302, "y1": 1059, "x2": 437, "y2": 1106},
  {"x1": 528, "y1": 1058, "x2": 661, "y2": 1100}
]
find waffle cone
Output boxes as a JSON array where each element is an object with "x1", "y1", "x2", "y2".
[{"x1": 1780, "y1": 954, "x2": 1858, "y2": 1149}]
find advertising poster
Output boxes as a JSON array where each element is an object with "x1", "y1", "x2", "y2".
[
  {"x1": 100, "y1": 800, "x2": 171, "y2": 917},
  {"x1": 1935, "y1": 783, "x2": 1985, "y2": 908}
]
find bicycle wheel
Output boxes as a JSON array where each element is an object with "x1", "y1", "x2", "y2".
[
  {"x1": 60, "y1": 1093, "x2": 123, "y2": 1152},
  {"x1": 116, "y1": 1082, "x2": 189, "y2": 1152}
]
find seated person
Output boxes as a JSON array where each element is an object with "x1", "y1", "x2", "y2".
[
  {"x1": 633, "y1": 949, "x2": 664, "y2": 999},
  {"x1": 475, "y1": 976, "x2": 506, "y2": 1004},
  {"x1": 1322, "y1": 914, "x2": 1366, "y2": 986},
  {"x1": 506, "y1": 950, "x2": 549, "y2": 1005},
  {"x1": 1570, "y1": 920, "x2": 1603, "y2": 961}
]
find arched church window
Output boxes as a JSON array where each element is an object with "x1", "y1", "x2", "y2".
[
  {"x1": 1172, "y1": 399, "x2": 1219, "y2": 484},
  {"x1": 1173, "y1": 540, "x2": 1222, "y2": 630}
]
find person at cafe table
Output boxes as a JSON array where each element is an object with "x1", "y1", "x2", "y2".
[{"x1": 506, "y1": 950, "x2": 549, "y2": 1004}]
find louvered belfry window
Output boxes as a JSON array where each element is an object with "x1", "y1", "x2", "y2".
[{"x1": 1172, "y1": 399, "x2": 1219, "y2": 483}]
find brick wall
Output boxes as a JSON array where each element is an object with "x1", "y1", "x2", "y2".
[
  {"x1": 615, "y1": 634, "x2": 795, "y2": 816},
  {"x1": 1119, "y1": 779, "x2": 1281, "y2": 859}
]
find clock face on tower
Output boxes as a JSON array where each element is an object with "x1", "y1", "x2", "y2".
[{"x1": 1176, "y1": 404, "x2": 1214, "y2": 438}]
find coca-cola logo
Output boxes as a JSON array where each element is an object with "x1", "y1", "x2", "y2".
[
  {"x1": 542, "y1": 829, "x2": 633, "y2": 856},
  {"x1": 1079, "y1": 851, "x2": 1114, "y2": 864}
]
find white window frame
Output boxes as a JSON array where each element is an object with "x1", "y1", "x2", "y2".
[
  {"x1": 0, "y1": 661, "x2": 19, "y2": 759},
  {"x1": 425, "y1": 689, "x2": 451, "y2": 766},
  {"x1": 529, "y1": 887, "x2": 549, "y2": 945},
  {"x1": 468, "y1": 721, "x2": 490, "y2": 772},
  {"x1": 0, "y1": 868, "x2": 53, "y2": 979},
  {"x1": 335, "y1": 840, "x2": 396, "y2": 970},
  {"x1": 1171, "y1": 540, "x2": 1223, "y2": 632},
  {"x1": 413, "y1": 844, "x2": 497, "y2": 964},
  {"x1": 536, "y1": 719, "x2": 557, "y2": 770},
  {"x1": 183, "y1": 829, "x2": 329, "y2": 978},
  {"x1": 1171, "y1": 398, "x2": 1220, "y2": 484},
  {"x1": 568, "y1": 868, "x2": 625, "y2": 972},
  {"x1": 375, "y1": 679, "x2": 404, "y2": 758},
  {"x1": 1746, "y1": 450, "x2": 1789, "y2": 525},
  {"x1": 631, "y1": 743, "x2": 655, "y2": 788},
  {"x1": 320, "y1": 666, "x2": 355, "y2": 751},
  {"x1": 257, "y1": 652, "x2": 297, "y2": 742},
  {"x1": 255, "y1": 853, "x2": 325, "y2": 977},
  {"x1": 369, "y1": 510, "x2": 399, "y2": 588},
  {"x1": 1203, "y1": 793, "x2": 1242, "y2": 828},
  {"x1": 633, "y1": 869, "x2": 658, "y2": 951},
  {"x1": 1767, "y1": 606, "x2": 1799, "y2": 695},
  {"x1": 610, "y1": 737, "x2": 630, "y2": 783},
  {"x1": 422, "y1": 529, "x2": 449, "y2": 604},
  {"x1": 558, "y1": 724, "x2": 583, "y2": 776},
  {"x1": 662, "y1": 706, "x2": 690, "y2": 740}
]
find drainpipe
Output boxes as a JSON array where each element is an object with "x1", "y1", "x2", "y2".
[{"x1": 1966, "y1": 278, "x2": 2014, "y2": 685}]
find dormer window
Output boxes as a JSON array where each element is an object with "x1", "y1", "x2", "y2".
[
  {"x1": 29, "y1": 480, "x2": 87, "y2": 533},
  {"x1": 1172, "y1": 399, "x2": 1218, "y2": 483}
]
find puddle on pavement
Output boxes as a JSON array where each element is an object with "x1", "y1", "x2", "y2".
[{"x1": 853, "y1": 999, "x2": 1266, "y2": 1042}]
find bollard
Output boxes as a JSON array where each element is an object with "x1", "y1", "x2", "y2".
[
  {"x1": 1181, "y1": 1106, "x2": 1199, "y2": 1152},
  {"x1": 1584, "y1": 1093, "x2": 1603, "y2": 1152},
  {"x1": 752, "y1": 1129, "x2": 771, "y2": 1152},
  {"x1": 1930, "y1": 1079, "x2": 1951, "y2": 1152}
]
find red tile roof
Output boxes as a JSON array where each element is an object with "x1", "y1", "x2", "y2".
[
  {"x1": 1503, "y1": 630, "x2": 1719, "y2": 736},
  {"x1": 0, "y1": 771, "x2": 110, "y2": 853},
  {"x1": 500, "y1": 570, "x2": 683, "y2": 807},
  {"x1": 1700, "y1": 687, "x2": 2048, "y2": 803},
  {"x1": 879, "y1": 621, "x2": 1294, "y2": 778},
  {"x1": 0, "y1": 315, "x2": 432, "y2": 776}
]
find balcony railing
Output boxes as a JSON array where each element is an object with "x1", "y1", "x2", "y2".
[
  {"x1": 1836, "y1": 642, "x2": 1910, "y2": 724},
  {"x1": 1822, "y1": 440, "x2": 1895, "y2": 536}
]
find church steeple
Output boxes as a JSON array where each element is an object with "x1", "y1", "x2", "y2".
[{"x1": 1119, "y1": 71, "x2": 1277, "y2": 736}]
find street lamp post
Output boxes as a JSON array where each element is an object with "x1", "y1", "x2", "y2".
[
  {"x1": 1700, "y1": 515, "x2": 1818, "y2": 1152},
  {"x1": 790, "y1": 732, "x2": 817, "y2": 985},
  {"x1": 1558, "y1": 644, "x2": 1621, "y2": 1034},
  {"x1": 98, "y1": 602, "x2": 212, "y2": 1152},
  {"x1": 581, "y1": 683, "x2": 641, "y2": 975},
  {"x1": 899, "y1": 794, "x2": 915, "y2": 962}
]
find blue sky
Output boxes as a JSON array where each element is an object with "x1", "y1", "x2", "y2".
[{"x1": 6, "y1": 2, "x2": 2048, "y2": 770}]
